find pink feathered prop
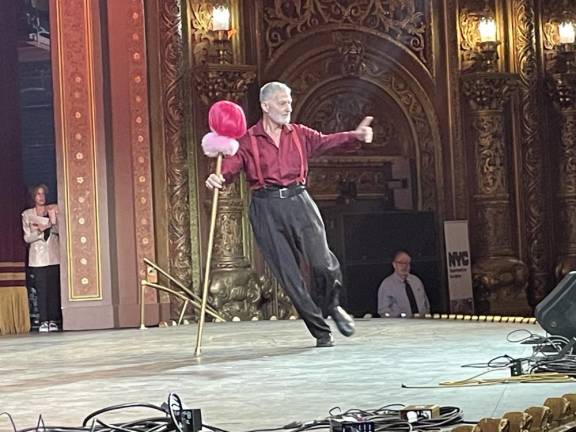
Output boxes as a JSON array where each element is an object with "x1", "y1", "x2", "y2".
[
  {"x1": 195, "y1": 100, "x2": 247, "y2": 357},
  {"x1": 201, "y1": 100, "x2": 247, "y2": 157}
]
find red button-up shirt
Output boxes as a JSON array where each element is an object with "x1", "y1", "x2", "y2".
[{"x1": 222, "y1": 120, "x2": 359, "y2": 188}]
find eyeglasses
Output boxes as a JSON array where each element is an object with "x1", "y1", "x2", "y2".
[{"x1": 394, "y1": 261, "x2": 411, "y2": 265}]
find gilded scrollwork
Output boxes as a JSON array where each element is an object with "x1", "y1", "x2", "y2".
[
  {"x1": 461, "y1": 73, "x2": 517, "y2": 111},
  {"x1": 306, "y1": 94, "x2": 397, "y2": 152},
  {"x1": 559, "y1": 114, "x2": 576, "y2": 194},
  {"x1": 160, "y1": 0, "x2": 194, "y2": 317},
  {"x1": 262, "y1": 0, "x2": 429, "y2": 64},
  {"x1": 472, "y1": 204, "x2": 514, "y2": 257},
  {"x1": 461, "y1": 68, "x2": 528, "y2": 313},
  {"x1": 307, "y1": 164, "x2": 391, "y2": 199},
  {"x1": 554, "y1": 114, "x2": 576, "y2": 279},
  {"x1": 209, "y1": 270, "x2": 266, "y2": 320},
  {"x1": 548, "y1": 53, "x2": 576, "y2": 279},
  {"x1": 558, "y1": 201, "x2": 576, "y2": 254},
  {"x1": 332, "y1": 32, "x2": 367, "y2": 76},
  {"x1": 471, "y1": 114, "x2": 506, "y2": 195},
  {"x1": 285, "y1": 46, "x2": 440, "y2": 211},
  {"x1": 194, "y1": 64, "x2": 257, "y2": 105},
  {"x1": 513, "y1": 0, "x2": 549, "y2": 301},
  {"x1": 212, "y1": 212, "x2": 245, "y2": 264},
  {"x1": 548, "y1": 74, "x2": 576, "y2": 112}
]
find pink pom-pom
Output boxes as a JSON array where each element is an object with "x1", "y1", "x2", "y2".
[
  {"x1": 201, "y1": 132, "x2": 239, "y2": 157},
  {"x1": 208, "y1": 101, "x2": 247, "y2": 139}
]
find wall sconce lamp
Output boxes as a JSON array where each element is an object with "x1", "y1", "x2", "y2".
[
  {"x1": 559, "y1": 21, "x2": 576, "y2": 45},
  {"x1": 556, "y1": 21, "x2": 576, "y2": 73},
  {"x1": 211, "y1": 5, "x2": 232, "y2": 64},
  {"x1": 475, "y1": 17, "x2": 500, "y2": 72},
  {"x1": 478, "y1": 17, "x2": 497, "y2": 42}
]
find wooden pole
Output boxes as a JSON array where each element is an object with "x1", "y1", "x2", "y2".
[{"x1": 194, "y1": 153, "x2": 223, "y2": 356}]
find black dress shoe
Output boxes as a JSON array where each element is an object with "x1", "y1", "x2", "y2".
[
  {"x1": 331, "y1": 306, "x2": 355, "y2": 337},
  {"x1": 316, "y1": 334, "x2": 334, "y2": 347}
]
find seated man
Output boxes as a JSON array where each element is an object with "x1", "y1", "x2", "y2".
[{"x1": 377, "y1": 250, "x2": 430, "y2": 317}]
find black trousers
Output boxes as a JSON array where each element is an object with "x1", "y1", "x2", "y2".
[
  {"x1": 31, "y1": 265, "x2": 61, "y2": 322},
  {"x1": 249, "y1": 189, "x2": 343, "y2": 339}
]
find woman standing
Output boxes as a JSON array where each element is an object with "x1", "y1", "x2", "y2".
[{"x1": 21, "y1": 184, "x2": 61, "y2": 332}]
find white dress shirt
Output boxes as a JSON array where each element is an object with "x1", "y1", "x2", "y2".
[
  {"x1": 377, "y1": 272, "x2": 430, "y2": 317},
  {"x1": 22, "y1": 207, "x2": 60, "y2": 267}
]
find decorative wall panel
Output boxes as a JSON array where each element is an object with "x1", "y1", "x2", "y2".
[
  {"x1": 52, "y1": 0, "x2": 103, "y2": 300},
  {"x1": 127, "y1": 0, "x2": 157, "y2": 302},
  {"x1": 274, "y1": 40, "x2": 442, "y2": 212}
]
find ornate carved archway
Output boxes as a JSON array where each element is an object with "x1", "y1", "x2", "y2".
[{"x1": 264, "y1": 30, "x2": 444, "y2": 213}]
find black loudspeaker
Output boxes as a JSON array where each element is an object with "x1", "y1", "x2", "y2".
[{"x1": 535, "y1": 271, "x2": 576, "y2": 338}]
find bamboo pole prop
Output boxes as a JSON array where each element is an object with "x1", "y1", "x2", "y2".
[
  {"x1": 140, "y1": 280, "x2": 147, "y2": 329},
  {"x1": 140, "y1": 280, "x2": 225, "y2": 322},
  {"x1": 143, "y1": 258, "x2": 220, "y2": 317},
  {"x1": 194, "y1": 100, "x2": 246, "y2": 356},
  {"x1": 194, "y1": 154, "x2": 223, "y2": 357}
]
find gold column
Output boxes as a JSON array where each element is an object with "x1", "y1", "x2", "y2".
[
  {"x1": 188, "y1": 1, "x2": 267, "y2": 320},
  {"x1": 461, "y1": 73, "x2": 530, "y2": 315},
  {"x1": 194, "y1": 65, "x2": 264, "y2": 320},
  {"x1": 549, "y1": 70, "x2": 576, "y2": 278}
]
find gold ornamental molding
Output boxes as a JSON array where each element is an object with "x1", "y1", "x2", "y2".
[
  {"x1": 51, "y1": 0, "x2": 103, "y2": 300},
  {"x1": 194, "y1": 64, "x2": 257, "y2": 105},
  {"x1": 461, "y1": 71, "x2": 530, "y2": 315},
  {"x1": 508, "y1": 0, "x2": 549, "y2": 302},
  {"x1": 127, "y1": 0, "x2": 157, "y2": 303},
  {"x1": 261, "y1": 0, "x2": 431, "y2": 69},
  {"x1": 158, "y1": 0, "x2": 197, "y2": 315},
  {"x1": 283, "y1": 48, "x2": 442, "y2": 212}
]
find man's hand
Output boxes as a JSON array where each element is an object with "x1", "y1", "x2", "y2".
[
  {"x1": 353, "y1": 116, "x2": 373, "y2": 143},
  {"x1": 205, "y1": 173, "x2": 225, "y2": 190}
]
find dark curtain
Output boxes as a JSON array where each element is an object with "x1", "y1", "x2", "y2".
[{"x1": 0, "y1": 1, "x2": 26, "y2": 263}]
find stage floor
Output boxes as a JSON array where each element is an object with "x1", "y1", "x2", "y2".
[{"x1": 1, "y1": 318, "x2": 575, "y2": 430}]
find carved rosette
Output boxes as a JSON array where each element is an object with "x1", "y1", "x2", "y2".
[
  {"x1": 549, "y1": 73, "x2": 576, "y2": 279},
  {"x1": 461, "y1": 72, "x2": 529, "y2": 313},
  {"x1": 461, "y1": 73, "x2": 517, "y2": 111},
  {"x1": 194, "y1": 64, "x2": 257, "y2": 106}
]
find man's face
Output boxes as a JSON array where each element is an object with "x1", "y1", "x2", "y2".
[
  {"x1": 392, "y1": 252, "x2": 411, "y2": 279},
  {"x1": 262, "y1": 90, "x2": 292, "y2": 125},
  {"x1": 34, "y1": 188, "x2": 46, "y2": 206}
]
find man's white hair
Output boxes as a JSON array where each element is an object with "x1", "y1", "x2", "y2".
[{"x1": 260, "y1": 82, "x2": 291, "y2": 102}]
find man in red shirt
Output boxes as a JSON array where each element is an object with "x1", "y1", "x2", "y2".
[{"x1": 206, "y1": 81, "x2": 373, "y2": 347}]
